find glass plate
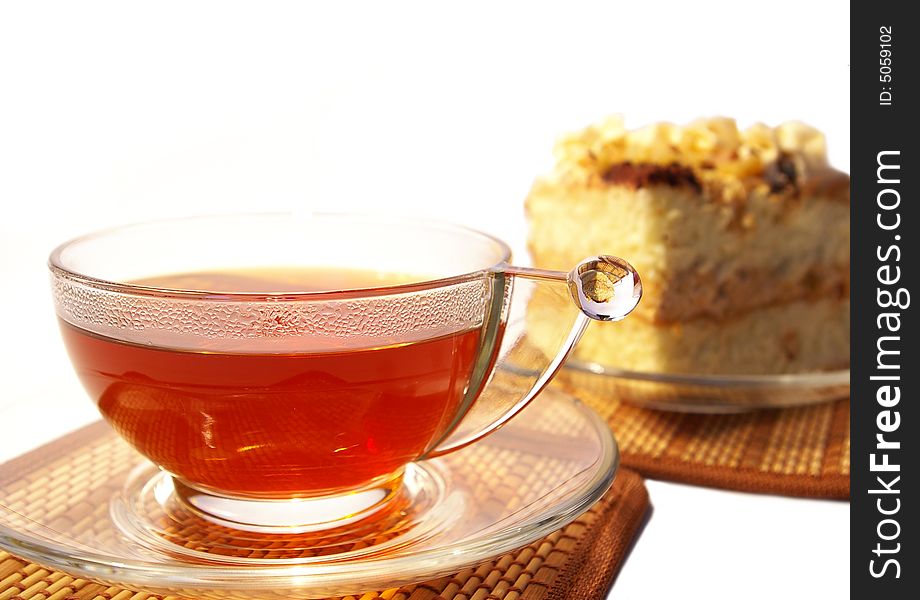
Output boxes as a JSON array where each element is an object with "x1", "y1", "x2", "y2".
[
  {"x1": 0, "y1": 387, "x2": 617, "y2": 600},
  {"x1": 563, "y1": 360, "x2": 850, "y2": 413}
]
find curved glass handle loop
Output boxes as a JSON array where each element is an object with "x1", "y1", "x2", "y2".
[{"x1": 423, "y1": 256, "x2": 641, "y2": 459}]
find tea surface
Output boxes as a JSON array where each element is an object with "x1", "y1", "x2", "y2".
[
  {"x1": 135, "y1": 266, "x2": 424, "y2": 293},
  {"x1": 60, "y1": 268, "x2": 483, "y2": 497}
]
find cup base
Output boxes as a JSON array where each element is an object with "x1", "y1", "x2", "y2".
[
  {"x1": 111, "y1": 460, "x2": 457, "y2": 562},
  {"x1": 170, "y1": 473, "x2": 404, "y2": 534}
]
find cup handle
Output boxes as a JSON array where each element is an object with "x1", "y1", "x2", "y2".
[{"x1": 422, "y1": 256, "x2": 641, "y2": 459}]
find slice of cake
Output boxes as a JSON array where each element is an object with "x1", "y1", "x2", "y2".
[{"x1": 526, "y1": 117, "x2": 849, "y2": 375}]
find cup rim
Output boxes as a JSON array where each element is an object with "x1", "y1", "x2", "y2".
[{"x1": 48, "y1": 212, "x2": 513, "y2": 301}]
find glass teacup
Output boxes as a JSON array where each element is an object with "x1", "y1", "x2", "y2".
[{"x1": 49, "y1": 214, "x2": 640, "y2": 532}]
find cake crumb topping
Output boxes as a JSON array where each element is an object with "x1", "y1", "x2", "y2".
[{"x1": 552, "y1": 117, "x2": 834, "y2": 196}]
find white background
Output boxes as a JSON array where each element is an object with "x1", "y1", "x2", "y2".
[{"x1": 0, "y1": 1, "x2": 849, "y2": 598}]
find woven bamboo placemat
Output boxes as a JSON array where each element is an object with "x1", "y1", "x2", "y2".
[
  {"x1": 0, "y1": 407, "x2": 650, "y2": 600},
  {"x1": 0, "y1": 467, "x2": 647, "y2": 600},
  {"x1": 568, "y1": 382, "x2": 849, "y2": 499}
]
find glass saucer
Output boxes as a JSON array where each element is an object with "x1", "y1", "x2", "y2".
[
  {"x1": 0, "y1": 387, "x2": 617, "y2": 599},
  {"x1": 563, "y1": 359, "x2": 850, "y2": 413}
]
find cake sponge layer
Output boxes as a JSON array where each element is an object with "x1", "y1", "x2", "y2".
[
  {"x1": 526, "y1": 173, "x2": 849, "y2": 324},
  {"x1": 530, "y1": 295, "x2": 849, "y2": 375}
]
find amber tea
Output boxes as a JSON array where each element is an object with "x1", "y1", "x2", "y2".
[{"x1": 59, "y1": 268, "x2": 484, "y2": 497}]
